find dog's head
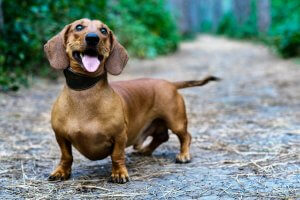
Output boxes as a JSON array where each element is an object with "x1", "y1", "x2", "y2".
[{"x1": 44, "y1": 18, "x2": 128, "y2": 76}]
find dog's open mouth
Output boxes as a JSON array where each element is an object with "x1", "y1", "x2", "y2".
[{"x1": 73, "y1": 49, "x2": 104, "y2": 73}]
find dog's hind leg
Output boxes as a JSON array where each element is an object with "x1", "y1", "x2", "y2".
[
  {"x1": 133, "y1": 124, "x2": 156, "y2": 151},
  {"x1": 136, "y1": 119, "x2": 169, "y2": 156},
  {"x1": 164, "y1": 93, "x2": 192, "y2": 163}
]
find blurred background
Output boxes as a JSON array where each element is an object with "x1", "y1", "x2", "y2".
[{"x1": 0, "y1": 0, "x2": 299, "y2": 91}]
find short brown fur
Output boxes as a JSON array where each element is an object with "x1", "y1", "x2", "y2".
[{"x1": 44, "y1": 19, "x2": 219, "y2": 183}]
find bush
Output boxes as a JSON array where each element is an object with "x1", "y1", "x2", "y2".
[
  {"x1": 215, "y1": 0, "x2": 300, "y2": 58},
  {"x1": 216, "y1": 1, "x2": 258, "y2": 39},
  {"x1": 108, "y1": 0, "x2": 179, "y2": 58},
  {"x1": 269, "y1": 0, "x2": 300, "y2": 57},
  {"x1": 0, "y1": 0, "x2": 179, "y2": 91}
]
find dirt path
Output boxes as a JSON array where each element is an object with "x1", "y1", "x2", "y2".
[{"x1": 1, "y1": 35, "x2": 299, "y2": 199}]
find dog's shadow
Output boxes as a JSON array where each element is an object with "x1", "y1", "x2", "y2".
[{"x1": 71, "y1": 151, "x2": 177, "y2": 181}]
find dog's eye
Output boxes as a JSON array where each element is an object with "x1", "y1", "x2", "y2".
[
  {"x1": 100, "y1": 28, "x2": 107, "y2": 35},
  {"x1": 75, "y1": 25, "x2": 84, "y2": 31}
]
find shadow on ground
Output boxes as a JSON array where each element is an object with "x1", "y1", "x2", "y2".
[{"x1": 0, "y1": 35, "x2": 299, "y2": 199}]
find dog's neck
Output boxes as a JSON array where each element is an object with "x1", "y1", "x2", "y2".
[
  {"x1": 62, "y1": 67, "x2": 116, "y2": 106},
  {"x1": 63, "y1": 67, "x2": 107, "y2": 91}
]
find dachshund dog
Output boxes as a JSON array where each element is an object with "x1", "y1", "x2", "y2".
[{"x1": 44, "y1": 18, "x2": 219, "y2": 183}]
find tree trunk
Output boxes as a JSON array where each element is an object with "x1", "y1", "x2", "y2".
[
  {"x1": 188, "y1": 0, "x2": 201, "y2": 33},
  {"x1": 181, "y1": 0, "x2": 190, "y2": 34},
  {"x1": 168, "y1": 0, "x2": 185, "y2": 34},
  {"x1": 212, "y1": 0, "x2": 223, "y2": 31},
  {"x1": 168, "y1": 0, "x2": 203, "y2": 34},
  {"x1": 233, "y1": 0, "x2": 251, "y2": 25},
  {"x1": 257, "y1": 0, "x2": 271, "y2": 33}
]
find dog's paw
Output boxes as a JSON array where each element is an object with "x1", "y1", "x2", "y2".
[
  {"x1": 175, "y1": 153, "x2": 191, "y2": 164},
  {"x1": 108, "y1": 168, "x2": 129, "y2": 184},
  {"x1": 48, "y1": 166, "x2": 71, "y2": 181}
]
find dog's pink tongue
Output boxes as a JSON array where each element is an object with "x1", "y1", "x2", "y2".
[{"x1": 82, "y1": 55, "x2": 100, "y2": 72}]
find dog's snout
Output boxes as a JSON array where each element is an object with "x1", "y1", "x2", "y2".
[{"x1": 85, "y1": 33, "x2": 99, "y2": 46}]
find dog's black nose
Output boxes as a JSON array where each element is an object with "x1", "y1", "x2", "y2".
[{"x1": 85, "y1": 33, "x2": 99, "y2": 46}]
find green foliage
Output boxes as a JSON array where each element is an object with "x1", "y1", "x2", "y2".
[
  {"x1": 108, "y1": 0, "x2": 179, "y2": 58},
  {"x1": 0, "y1": 0, "x2": 179, "y2": 91},
  {"x1": 217, "y1": 0, "x2": 258, "y2": 38},
  {"x1": 269, "y1": 0, "x2": 300, "y2": 57},
  {"x1": 199, "y1": 21, "x2": 213, "y2": 33},
  {"x1": 215, "y1": 0, "x2": 300, "y2": 58},
  {"x1": 216, "y1": 13, "x2": 237, "y2": 36}
]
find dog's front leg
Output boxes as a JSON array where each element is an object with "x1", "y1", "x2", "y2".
[
  {"x1": 49, "y1": 135, "x2": 73, "y2": 181},
  {"x1": 109, "y1": 131, "x2": 129, "y2": 183}
]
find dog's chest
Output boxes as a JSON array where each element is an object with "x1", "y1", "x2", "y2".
[
  {"x1": 65, "y1": 118, "x2": 114, "y2": 160},
  {"x1": 51, "y1": 93, "x2": 125, "y2": 160}
]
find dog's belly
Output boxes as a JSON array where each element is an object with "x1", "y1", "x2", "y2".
[
  {"x1": 126, "y1": 118, "x2": 154, "y2": 146},
  {"x1": 66, "y1": 120, "x2": 114, "y2": 160},
  {"x1": 71, "y1": 133, "x2": 113, "y2": 160}
]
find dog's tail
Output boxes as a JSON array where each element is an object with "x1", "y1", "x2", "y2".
[{"x1": 172, "y1": 75, "x2": 221, "y2": 89}]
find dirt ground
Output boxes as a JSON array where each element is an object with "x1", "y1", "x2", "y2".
[{"x1": 0, "y1": 35, "x2": 299, "y2": 199}]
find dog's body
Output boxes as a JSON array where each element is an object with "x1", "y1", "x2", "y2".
[{"x1": 45, "y1": 19, "x2": 219, "y2": 183}]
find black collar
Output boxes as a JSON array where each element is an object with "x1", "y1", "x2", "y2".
[{"x1": 63, "y1": 67, "x2": 106, "y2": 91}]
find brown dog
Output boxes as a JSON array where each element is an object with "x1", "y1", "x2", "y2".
[{"x1": 44, "y1": 18, "x2": 219, "y2": 183}]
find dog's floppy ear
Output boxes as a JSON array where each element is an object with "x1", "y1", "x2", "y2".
[
  {"x1": 44, "y1": 24, "x2": 70, "y2": 69},
  {"x1": 105, "y1": 33, "x2": 129, "y2": 75}
]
